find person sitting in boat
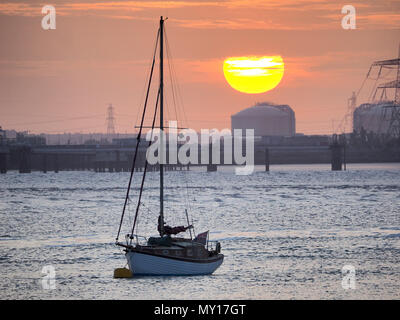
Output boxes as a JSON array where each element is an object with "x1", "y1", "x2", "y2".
[{"x1": 158, "y1": 215, "x2": 193, "y2": 236}]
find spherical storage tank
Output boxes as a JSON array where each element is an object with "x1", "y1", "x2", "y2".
[{"x1": 231, "y1": 102, "x2": 296, "y2": 137}]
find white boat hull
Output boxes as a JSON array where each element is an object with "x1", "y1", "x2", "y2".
[{"x1": 126, "y1": 250, "x2": 224, "y2": 276}]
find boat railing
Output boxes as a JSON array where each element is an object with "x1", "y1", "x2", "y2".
[
  {"x1": 125, "y1": 234, "x2": 148, "y2": 246},
  {"x1": 207, "y1": 240, "x2": 222, "y2": 254},
  {"x1": 206, "y1": 240, "x2": 218, "y2": 251}
]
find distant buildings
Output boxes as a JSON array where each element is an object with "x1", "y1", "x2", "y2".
[
  {"x1": 41, "y1": 133, "x2": 136, "y2": 145},
  {"x1": 231, "y1": 102, "x2": 296, "y2": 137},
  {"x1": 0, "y1": 127, "x2": 5, "y2": 144},
  {"x1": 0, "y1": 129, "x2": 139, "y2": 146},
  {"x1": 0, "y1": 128, "x2": 45, "y2": 146}
]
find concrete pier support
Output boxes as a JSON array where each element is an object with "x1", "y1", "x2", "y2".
[
  {"x1": 53, "y1": 154, "x2": 59, "y2": 173},
  {"x1": 207, "y1": 142, "x2": 217, "y2": 172},
  {"x1": 41, "y1": 154, "x2": 48, "y2": 173},
  {"x1": 339, "y1": 134, "x2": 347, "y2": 171},
  {"x1": 330, "y1": 135, "x2": 343, "y2": 171},
  {"x1": 115, "y1": 151, "x2": 121, "y2": 172},
  {"x1": 19, "y1": 146, "x2": 31, "y2": 173},
  {"x1": 265, "y1": 148, "x2": 270, "y2": 172},
  {"x1": 0, "y1": 153, "x2": 7, "y2": 174}
]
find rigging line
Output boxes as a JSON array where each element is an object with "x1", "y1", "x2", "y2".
[
  {"x1": 164, "y1": 88, "x2": 172, "y2": 125},
  {"x1": 164, "y1": 27, "x2": 194, "y2": 219},
  {"x1": 116, "y1": 28, "x2": 160, "y2": 242},
  {"x1": 173, "y1": 64, "x2": 189, "y2": 130},
  {"x1": 164, "y1": 26, "x2": 189, "y2": 129},
  {"x1": 172, "y1": 58, "x2": 189, "y2": 129},
  {"x1": 165, "y1": 33, "x2": 188, "y2": 190},
  {"x1": 126, "y1": 200, "x2": 136, "y2": 236},
  {"x1": 134, "y1": 28, "x2": 161, "y2": 131},
  {"x1": 164, "y1": 25, "x2": 195, "y2": 227},
  {"x1": 138, "y1": 202, "x2": 157, "y2": 233},
  {"x1": 182, "y1": 166, "x2": 193, "y2": 215},
  {"x1": 129, "y1": 87, "x2": 161, "y2": 243},
  {"x1": 166, "y1": 70, "x2": 177, "y2": 125},
  {"x1": 164, "y1": 28, "x2": 180, "y2": 126},
  {"x1": 141, "y1": 202, "x2": 156, "y2": 216},
  {"x1": 174, "y1": 94, "x2": 196, "y2": 216},
  {"x1": 177, "y1": 111, "x2": 195, "y2": 217},
  {"x1": 134, "y1": 69, "x2": 150, "y2": 132},
  {"x1": 164, "y1": 30, "x2": 180, "y2": 130}
]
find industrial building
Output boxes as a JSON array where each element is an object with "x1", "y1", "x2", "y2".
[
  {"x1": 353, "y1": 102, "x2": 397, "y2": 135},
  {"x1": 231, "y1": 102, "x2": 296, "y2": 137}
]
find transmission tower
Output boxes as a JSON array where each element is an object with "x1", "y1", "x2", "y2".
[
  {"x1": 367, "y1": 43, "x2": 400, "y2": 138},
  {"x1": 107, "y1": 104, "x2": 116, "y2": 135}
]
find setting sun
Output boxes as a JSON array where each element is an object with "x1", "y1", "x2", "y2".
[{"x1": 223, "y1": 56, "x2": 284, "y2": 94}]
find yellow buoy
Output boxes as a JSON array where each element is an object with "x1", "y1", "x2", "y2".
[{"x1": 113, "y1": 267, "x2": 132, "y2": 278}]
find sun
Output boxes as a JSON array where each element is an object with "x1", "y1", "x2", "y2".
[{"x1": 223, "y1": 56, "x2": 284, "y2": 94}]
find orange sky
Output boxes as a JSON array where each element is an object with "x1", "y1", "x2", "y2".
[{"x1": 0, "y1": 0, "x2": 399, "y2": 135}]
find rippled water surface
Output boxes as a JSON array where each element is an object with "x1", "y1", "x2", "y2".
[{"x1": 1, "y1": 163, "x2": 399, "y2": 299}]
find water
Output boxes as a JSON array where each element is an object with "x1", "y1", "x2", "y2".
[{"x1": 1, "y1": 163, "x2": 399, "y2": 299}]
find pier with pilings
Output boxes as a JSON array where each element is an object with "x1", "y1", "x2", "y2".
[
  {"x1": 0, "y1": 142, "x2": 398, "y2": 174},
  {"x1": 0, "y1": 145, "x2": 191, "y2": 173}
]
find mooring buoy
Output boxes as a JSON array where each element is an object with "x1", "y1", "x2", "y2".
[{"x1": 114, "y1": 267, "x2": 132, "y2": 278}]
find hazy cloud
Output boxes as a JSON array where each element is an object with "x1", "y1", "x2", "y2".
[{"x1": 0, "y1": 0, "x2": 398, "y2": 30}]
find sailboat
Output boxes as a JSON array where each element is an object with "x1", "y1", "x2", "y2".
[{"x1": 115, "y1": 17, "x2": 224, "y2": 276}]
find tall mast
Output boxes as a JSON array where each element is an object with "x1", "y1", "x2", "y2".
[{"x1": 159, "y1": 16, "x2": 165, "y2": 236}]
